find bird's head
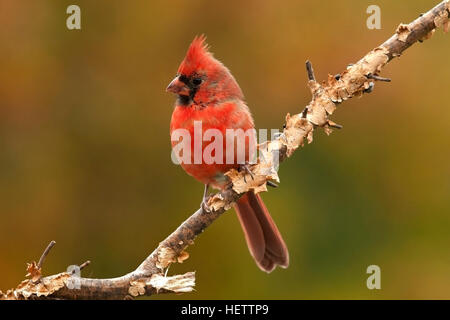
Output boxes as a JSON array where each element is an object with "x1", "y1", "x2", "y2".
[{"x1": 166, "y1": 35, "x2": 243, "y2": 106}]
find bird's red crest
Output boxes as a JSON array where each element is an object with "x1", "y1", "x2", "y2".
[{"x1": 178, "y1": 35, "x2": 214, "y2": 76}]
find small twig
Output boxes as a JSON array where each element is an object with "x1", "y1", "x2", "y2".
[
  {"x1": 366, "y1": 73, "x2": 391, "y2": 82},
  {"x1": 267, "y1": 181, "x2": 278, "y2": 188},
  {"x1": 328, "y1": 121, "x2": 343, "y2": 129},
  {"x1": 306, "y1": 60, "x2": 316, "y2": 81},
  {"x1": 70, "y1": 260, "x2": 90, "y2": 274},
  {"x1": 79, "y1": 260, "x2": 91, "y2": 271},
  {"x1": 37, "y1": 241, "x2": 56, "y2": 269}
]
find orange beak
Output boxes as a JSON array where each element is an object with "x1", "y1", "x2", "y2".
[{"x1": 166, "y1": 76, "x2": 190, "y2": 96}]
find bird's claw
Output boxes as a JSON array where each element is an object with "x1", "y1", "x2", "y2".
[
  {"x1": 201, "y1": 197, "x2": 212, "y2": 213},
  {"x1": 240, "y1": 163, "x2": 255, "y2": 183},
  {"x1": 200, "y1": 184, "x2": 212, "y2": 213}
]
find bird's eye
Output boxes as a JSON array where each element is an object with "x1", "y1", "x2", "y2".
[{"x1": 192, "y1": 78, "x2": 202, "y2": 86}]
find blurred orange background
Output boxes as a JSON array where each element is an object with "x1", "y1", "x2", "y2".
[{"x1": 0, "y1": 0, "x2": 449, "y2": 299}]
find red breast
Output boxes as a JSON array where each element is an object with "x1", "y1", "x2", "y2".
[{"x1": 170, "y1": 100, "x2": 254, "y2": 188}]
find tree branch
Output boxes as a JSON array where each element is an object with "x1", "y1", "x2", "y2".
[
  {"x1": 37, "y1": 241, "x2": 56, "y2": 270},
  {"x1": 1, "y1": 0, "x2": 448, "y2": 300}
]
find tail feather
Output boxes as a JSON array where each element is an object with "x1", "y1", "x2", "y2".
[{"x1": 234, "y1": 192, "x2": 289, "y2": 273}]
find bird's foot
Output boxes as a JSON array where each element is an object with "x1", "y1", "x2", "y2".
[
  {"x1": 201, "y1": 184, "x2": 212, "y2": 213},
  {"x1": 201, "y1": 197, "x2": 212, "y2": 213},
  {"x1": 240, "y1": 162, "x2": 255, "y2": 183}
]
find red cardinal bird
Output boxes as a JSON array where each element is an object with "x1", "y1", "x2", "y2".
[{"x1": 167, "y1": 36, "x2": 289, "y2": 272}]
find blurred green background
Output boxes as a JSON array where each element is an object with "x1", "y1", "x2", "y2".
[{"x1": 0, "y1": 0, "x2": 449, "y2": 299}]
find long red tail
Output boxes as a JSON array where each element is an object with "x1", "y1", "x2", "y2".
[{"x1": 234, "y1": 192, "x2": 289, "y2": 273}]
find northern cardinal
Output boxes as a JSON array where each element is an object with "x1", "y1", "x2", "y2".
[{"x1": 167, "y1": 36, "x2": 289, "y2": 272}]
